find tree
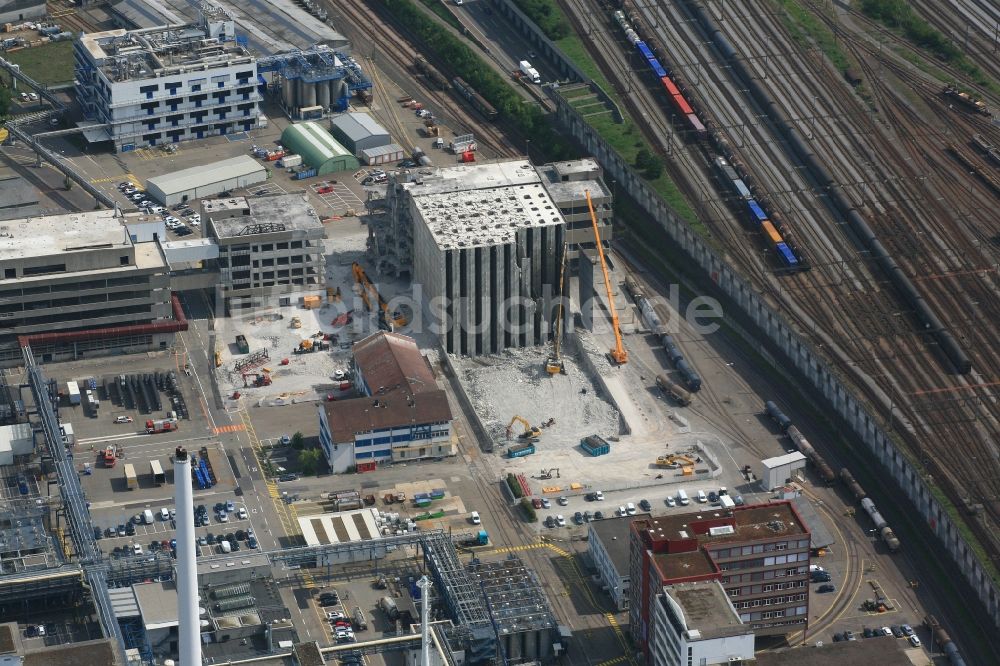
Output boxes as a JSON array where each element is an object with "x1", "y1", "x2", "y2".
[
  {"x1": 299, "y1": 449, "x2": 322, "y2": 476},
  {"x1": 290, "y1": 431, "x2": 305, "y2": 450}
]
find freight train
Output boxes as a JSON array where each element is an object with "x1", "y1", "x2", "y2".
[
  {"x1": 625, "y1": 277, "x2": 702, "y2": 391},
  {"x1": 683, "y1": 2, "x2": 971, "y2": 375},
  {"x1": 612, "y1": 10, "x2": 806, "y2": 271},
  {"x1": 451, "y1": 77, "x2": 498, "y2": 121},
  {"x1": 765, "y1": 401, "x2": 899, "y2": 551},
  {"x1": 924, "y1": 615, "x2": 968, "y2": 666},
  {"x1": 414, "y1": 57, "x2": 450, "y2": 91},
  {"x1": 612, "y1": 11, "x2": 706, "y2": 137}
]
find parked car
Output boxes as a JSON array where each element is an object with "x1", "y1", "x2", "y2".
[
  {"x1": 226, "y1": 500, "x2": 235, "y2": 512},
  {"x1": 532, "y1": 498, "x2": 543, "y2": 509},
  {"x1": 708, "y1": 491, "x2": 719, "y2": 503},
  {"x1": 558, "y1": 496, "x2": 568, "y2": 506},
  {"x1": 817, "y1": 584, "x2": 835, "y2": 593},
  {"x1": 901, "y1": 624, "x2": 914, "y2": 637},
  {"x1": 469, "y1": 511, "x2": 480, "y2": 525},
  {"x1": 665, "y1": 496, "x2": 676, "y2": 507},
  {"x1": 891, "y1": 625, "x2": 904, "y2": 638},
  {"x1": 132, "y1": 543, "x2": 143, "y2": 555},
  {"x1": 237, "y1": 507, "x2": 248, "y2": 520},
  {"x1": 248, "y1": 535, "x2": 258, "y2": 549},
  {"x1": 908, "y1": 635, "x2": 921, "y2": 648},
  {"x1": 544, "y1": 516, "x2": 555, "y2": 528},
  {"x1": 594, "y1": 491, "x2": 605, "y2": 501},
  {"x1": 862, "y1": 627, "x2": 875, "y2": 638},
  {"x1": 594, "y1": 511, "x2": 604, "y2": 520},
  {"x1": 541, "y1": 498, "x2": 551, "y2": 509},
  {"x1": 114, "y1": 415, "x2": 133, "y2": 424},
  {"x1": 880, "y1": 627, "x2": 893, "y2": 637},
  {"x1": 279, "y1": 474, "x2": 298, "y2": 482},
  {"x1": 583, "y1": 511, "x2": 593, "y2": 522},
  {"x1": 573, "y1": 511, "x2": 584, "y2": 525},
  {"x1": 639, "y1": 499, "x2": 651, "y2": 512},
  {"x1": 555, "y1": 515, "x2": 566, "y2": 527}
]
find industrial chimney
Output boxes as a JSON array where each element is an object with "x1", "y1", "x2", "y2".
[{"x1": 174, "y1": 447, "x2": 201, "y2": 665}]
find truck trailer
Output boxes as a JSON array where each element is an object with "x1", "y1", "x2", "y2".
[
  {"x1": 124, "y1": 463, "x2": 138, "y2": 490},
  {"x1": 518, "y1": 60, "x2": 541, "y2": 84},
  {"x1": 67, "y1": 381, "x2": 81, "y2": 405}
]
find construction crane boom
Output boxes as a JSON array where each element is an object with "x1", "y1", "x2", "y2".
[
  {"x1": 586, "y1": 190, "x2": 627, "y2": 365},
  {"x1": 352, "y1": 262, "x2": 408, "y2": 329}
]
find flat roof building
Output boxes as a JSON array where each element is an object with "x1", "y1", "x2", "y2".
[
  {"x1": 761, "y1": 451, "x2": 808, "y2": 490},
  {"x1": 651, "y1": 582, "x2": 754, "y2": 666},
  {"x1": 330, "y1": 112, "x2": 391, "y2": 156},
  {"x1": 536, "y1": 158, "x2": 612, "y2": 255},
  {"x1": 588, "y1": 515, "x2": 642, "y2": 611},
  {"x1": 0, "y1": 210, "x2": 179, "y2": 366},
  {"x1": 146, "y1": 156, "x2": 267, "y2": 206},
  {"x1": 280, "y1": 122, "x2": 359, "y2": 175},
  {"x1": 74, "y1": 6, "x2": 263, "y2": 151},
  {"x1": 207, "y1": 193, "x2": 326, "y2": 311},
  {"x1": 0, "y1": 176, "x2": 39, "y2": 221},
  {"x1": 402, "y1": 160, "x2": 566, "y2": 355},
  {"x1": 298, "y1": 508, "x2": 391, "y2": 565},
  {"x1": 318, "y1": 331, "x2": 454, "y2": 473},
  {"x1": 630, "y1": 501, "x2": 811, "y2": 662}
]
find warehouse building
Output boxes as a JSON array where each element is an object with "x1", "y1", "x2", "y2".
[
  {"x1": 0, "y1": 210, "x2": 179, "y2": 367},
  {"x1": 0, "y1": 423, "x2": 33, "y2": 466},
  {"x1": 330, "y1": 112, "x2": 391, "y2": 156},
  {"x1": 650, "y1": 582, "x2": 754, "y2": 666},
  {"x1": 0, "y1": 0, "x2": 46, "y2": 23},
  {"x1": 207, "y1": 193, "x2": 327, "y2": 311},
  {"x1": 629, "y1": 501, "x2": 811, "y2": 662},
  {"x1": 361, "y1": 143, "x2": 405, "y2": 166},
  {"x1": 280, "y1": 122, "x2": 359, "y2": 174},
  {"x1": 317, "y1": 331, "x2": 454, "y2": 473},
  {"x1": 407, "y1": 160, "x2": 566, "y2": 355},
  {"x1": 146, "y1": 155, "x2": 267, "y2": 206},
  {"x1": 74, "y1": 5, "x2": 263, "y2": 152}
]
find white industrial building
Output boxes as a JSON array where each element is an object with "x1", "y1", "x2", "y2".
[
  {"x1": 587, "y1": 515, "x2": 639, "y2": 611},
  {"x1": 407, "y1": 160, "x2": 566, "y2": 355},
  {"x1": 761, "y1": 451, "x2": 808, "y2": 490},
  {"x1": 650, "y1": 582, "x2": 755, "y2": 666},
  {"x1": 146, "y1": 155, "x2": 267, "y2": 206},
  {"x1": 361, "y1": 143, "x2": 405, "y2": 166},
  {"x1": 0, "y1": 0, "x2": 45, "y2": 24},
  {"x1": 298, "y1": 508, "x2": 390, "y2": 565},
  {"x1": 74, "y1": 4, "x2": 262, "y2": 152},
  {"x1": 318, "y1": 331, "x2": 454, "y2": 473},
  {"x1": 330, "y1": 112, "x2": 391, "y2": 156},
  {"x1": 0, "y1": 423, "x2": 33, "y2": 466}
]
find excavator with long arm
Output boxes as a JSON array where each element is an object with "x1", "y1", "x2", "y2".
[{"x1": 586, "y1": 190, "x2": 627, "y2": 365}]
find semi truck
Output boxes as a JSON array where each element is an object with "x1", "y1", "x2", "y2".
[
  {"x1": 146, "y1": 418, "x2": 178, "y2": 434},
  {"x1": 67, "y1": 381, "x2": 81, "y2": 405},
  {"x1": 519, "y1": 60, "x2": 541, "y2": 84},
  {"x1": 124, "y1": 463, "x2": 138, "y2": 490},
  {"x1": 150, "y1": 459, "x2": 165, "y2": 486}
]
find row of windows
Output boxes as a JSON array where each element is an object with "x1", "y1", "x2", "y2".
[
  {"x1": 734, "y1": 593, "x2": 806, "y2": 609},
  {"x1": 138, "y1": 73, "x2": 254, "y2": 98},
  {"x1": 710, "y1": 539, "x2": 809, "y2": 559},
  {"x1": 722, "y1": 567, "x2": 806, "y2": 584},
  {"x1": 719, "y1": 552, "x2": 809, "y2": 571},
  {"x1": 2, "y1": 273, "x2": 147, "y2": 294},
  {"x1": 728, "y1": 580, "x2": 807, "y2": 597},
  {"x1": 740, "y1": 606, "x2": 808, "y2": 623}
]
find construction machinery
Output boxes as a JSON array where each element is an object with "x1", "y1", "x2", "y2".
[
  {"x1": 506, "y1": 415, "x2": 541, "y2": 440},
  {"x1": 290, "y1": 316, "x2": 302, "y2": 329},
  {"x1": 539, "y1": 468, "x2": 560, "y2": 480},
  {"x1": 655, "y1": 454, "x2": 695, "y2": 469},
  {"x1": 546, "y1": 242, "x2": 568, "y2": 375},
  {"x1": 146, "y1": 418, "x2": 178, "y2": 434},
  {"x1": 241, "y1": 371, "x2": 271, "y2": 387},
  {"x1": 586, "y1": 190, "x2": 627, "y2": 365},
  {"x1": 352, "y1": 262, "x2": 407, "y2": 329}
]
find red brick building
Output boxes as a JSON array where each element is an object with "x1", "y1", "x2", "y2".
[{"x1": 628, "y1": 501, "x2": 811, "y2": 661}]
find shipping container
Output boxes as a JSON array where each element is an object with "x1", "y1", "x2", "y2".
[
  {"x1": 125, "y1": 463, "x2": 138, "y2": 490},
  {"x1": 277, "y1": 154, "x2": 302, "y2": 168},
  {"x1": 150, "y1": 459, "x2": 165, "y2": 486},
  {"x1": 580, "y1": 435, "x2": 610, "y2": 456},
  {"x1": 67, "y1": 381, "x2": 81, "y2": 405}
]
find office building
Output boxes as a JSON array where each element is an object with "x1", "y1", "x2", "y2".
[
  {"x1": 651, "y1": 581, "x2": 754, "y2": 666},
  {"x1": 588, "y1": 515, "x2": 639, "y2": 611},
  {"x1": 629, "y1": 501, "x2": 810, "y2": 662},
  {"x1": 0, "y1": 210, "x2": 178, "y2": 366},
  {"x1": 206, "y1": 193, "x2": 326, "y2": 311},
  {"x1": 74, "y1": 4, "x2": 261, "y2": 152},
  {"x1": 317, "y1": 331, "x2": 454, "y2": 473}
]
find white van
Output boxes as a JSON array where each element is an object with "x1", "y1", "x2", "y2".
[
  {"x1": 625, "y1": 502, "x2": 637, "y2": 515},
  {"x1": 143, "y1": 509, "x2": 154, "y2": 525},
  {"x1": 160, "y1": 507, "x2": 170, "y2": 521},
  {"x1": 220, "y1": 540, "x2": 232, "y2": 554},
  {"x1": 677, "y1": 489, "x2": 690, "y2": 506},
  {"x1": 697, "y1": 490, "x2": 708, "y2": 503}
]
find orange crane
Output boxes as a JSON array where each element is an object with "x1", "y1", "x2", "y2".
[
  {"x1": 586, "y1": 190, "x2": 627, "y2": 365},
  {"x1": 352, "y1": 262, "x2": 407, "y2": 329}
]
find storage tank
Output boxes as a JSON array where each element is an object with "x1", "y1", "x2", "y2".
[
  {"x1": 301, "y1": 80, "x2": 317, "y2": 108},
  {"x1": 764, "y1": 401, "x2": 792, "y2": 431},
  {"x1": 282, "y1": 77, "x2": 295, "y2": 109},
  {"x1": 317, "y1": 79, "x2": 330, "y2": 109}
]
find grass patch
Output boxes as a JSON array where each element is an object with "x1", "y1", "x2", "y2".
[
  {"x1": 554, "y1": 33, "x2": 615, "y2": 94},
  {"x1": 772, "y1": 0, "x2": 851, "y2": 73},
  {"x1": 4, "y1": 41, "x2": 74, "y2": 85},
  {"x1": 415, "y1": 0, "x2": 463, "y2": 31},
  {"x1": 511, "y1": 0, "x2": 571, "y2": 40},
  {"x1": 856, "y1": 0, "x2": 999, "y2": 94},
  {"x1": 584, "y1": 112, "x2": 699, "y2": 227}
]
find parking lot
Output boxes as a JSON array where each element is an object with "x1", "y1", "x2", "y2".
[{"x1": 309, "y1": 180, "x2": 363, "y2": 216}]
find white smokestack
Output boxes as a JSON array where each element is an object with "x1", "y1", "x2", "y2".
[
  {"x1": 174, "y1": 447, "x2": 201, "y2": 666},
  {"x1": 418, "y1": 575, "x2": 432, "y2": 666}
]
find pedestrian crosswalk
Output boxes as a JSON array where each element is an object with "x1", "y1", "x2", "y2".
[{"x1": 212, "y1": 424, "x2": 245, "y2": 435}]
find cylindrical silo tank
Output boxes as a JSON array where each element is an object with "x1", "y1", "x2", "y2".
[
  {"x1": 316, "y1": 79, "x2": 330, "y2": 109},
  {"x1": 301, "y1": 80, "x2": 317, "y2": 108},
  {"x1": 333, "y1": 80, "x2": 348, "y2": 110},
  {"x1": 295, "y1": 79, "x2": 305, "y2": 109},
  {"x1": 281, "y1": 77, "x2": 294, "y2": 109}
]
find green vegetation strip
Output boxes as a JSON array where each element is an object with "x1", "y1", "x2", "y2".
[
  {"x1": 415, "y1": 0, "x2": 463, "y2": 30},
  {"x1": 772, "y1": 0, "x2": 851, "y2": 73},
  {"x1": 512, "y1": 0, "x2": 571, "y2": 40},
  {"x1": 4, "y1": 41, "x2": 75, "y2": 85},
  {"x1": 856, "y1": 0, "x2": 998, "y2": 93},
  {"x1": 380, "y1": 0, "x2": 574, "y2": 157}
]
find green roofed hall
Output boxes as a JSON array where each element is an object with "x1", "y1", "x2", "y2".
[{"x1": 280, "y1": 121, "x2": 360, "y2": 175}]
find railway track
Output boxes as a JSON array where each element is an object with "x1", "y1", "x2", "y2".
[{"x1": 321, "y1": 0, "x2": 516, "y2": 157}]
